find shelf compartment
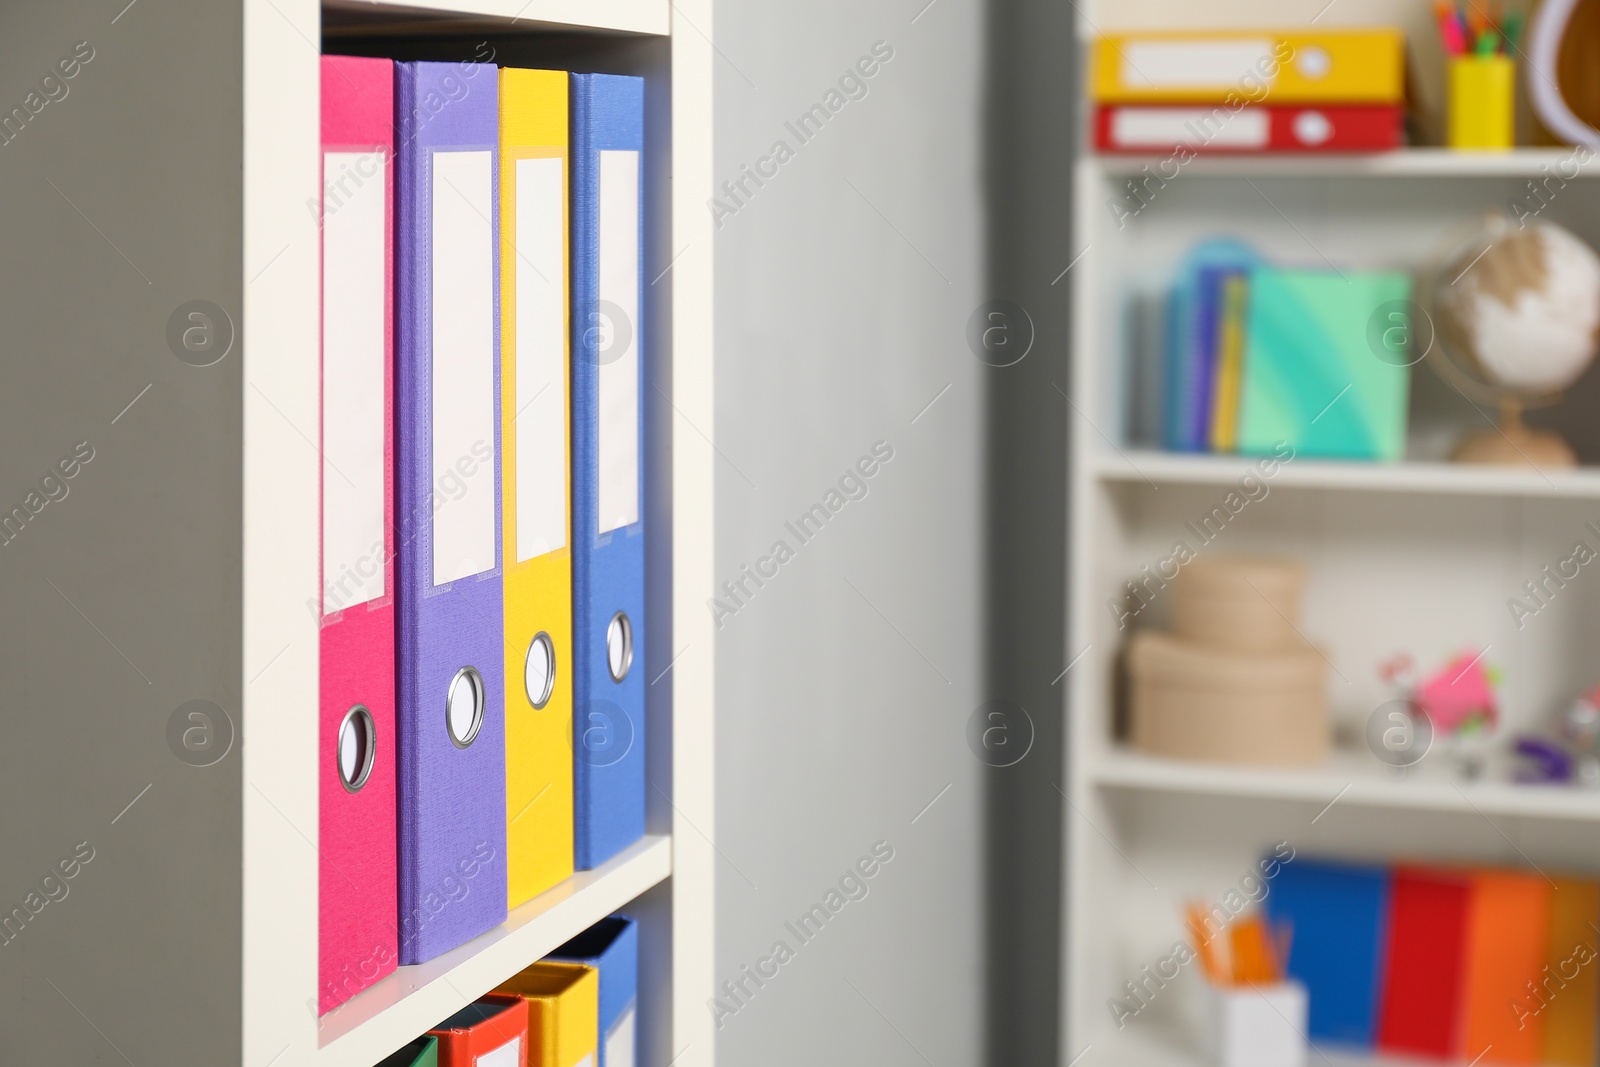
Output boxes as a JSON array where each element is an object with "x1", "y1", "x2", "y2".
[
  {"x1": 1089, "y1": 147, "x2": 1596, "y2": 179},
  {"x1": 322, "y1": 0, "x2": 670, "y2": 36},
  {"x1": 1092, "y1": 748, "x2": 1600, "y2": 823},
  {"x1": 1094, "y1": 450, "x2": 1600, "y2": 500},
  {"x1": 317, "y1": 833, "x2": 671, "y2": 1061}
]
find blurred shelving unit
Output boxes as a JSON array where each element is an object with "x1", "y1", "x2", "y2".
[
  {"x1": 1062, "y1": 2, "x2": 1600, "y2": 1065},
  {"x1": 0, "y1": 1, "x2": 712, "y2": 1065}
]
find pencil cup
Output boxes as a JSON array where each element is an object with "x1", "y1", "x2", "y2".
[
  {"x1": 1448, "y1": 55, "x2": 1514, "y2": 150},
  {"x1": 1204, "y1": 979, "x2": 1307, "y2": 1067}
]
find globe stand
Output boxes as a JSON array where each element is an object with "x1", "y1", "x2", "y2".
[{"x1": 1451, "y1": 397, "x2": 1577, "y2": 468}]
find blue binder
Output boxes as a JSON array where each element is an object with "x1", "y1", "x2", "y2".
[
  {"x1": 549, "y1": 916, "x2": 639, "y2": 1067},
  {"x1": 1263, "y1": 856, "x2": 1392, "y2": 1049},
  {"x1": 570, "y1": 73, "x2": 647, "y2": 870}
]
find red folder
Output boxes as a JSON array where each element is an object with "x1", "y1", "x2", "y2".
[
  {"x1": 1094, "y1": 103, "x2": 1403, "y2": 153},
  {"x1": 1376, "y1": 866, "x2": 1472, "y2": 1058},
  {"x1": 318, "y1": 53, "x2": 398, "y2": 1014},
  {"x1": 429, "y1": 994, "x2": 529, "y2": 1067}
]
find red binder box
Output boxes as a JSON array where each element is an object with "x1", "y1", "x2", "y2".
[
  {"x1": 1376, "y1": 866, "x2": 1472, "y2": 1058},
  {"x1": 1094, "y1": 103, "x2": 1403, "y2": 154},
  {"x1": 429, "y1": 993, "x2": 529, "y2": 1067}
]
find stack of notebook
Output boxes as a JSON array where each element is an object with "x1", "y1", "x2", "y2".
[
  {"x1": 318, "y1": 55, "x2": 649, "y2": 1014},
  {"x1": 1264, "y1": 856, "x2": 1599, "y2": 1063},
  {"x1": 1091, "y1": 28, "x2": 1407, "y2": 154},
  {"x1": 1163, "y1": 242, "x2": 1413, "y2": 462}
]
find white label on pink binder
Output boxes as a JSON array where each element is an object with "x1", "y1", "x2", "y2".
[
  {"x1": 597, "y1": 149, "x2": 641, "y2": 535},
  {"x1": 322, "y1": 150, "x2": 388, "y2": 613},
  {"x1": 515, "y1": 155, "x2": 568, "y2": 561},
  {"x1": 431, "y1": 149, "x2": 498, "y2": 586}
]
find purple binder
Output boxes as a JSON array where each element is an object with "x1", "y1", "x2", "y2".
[{"x1": 394, "y1": 60, "x2": 508, "y2": 965}]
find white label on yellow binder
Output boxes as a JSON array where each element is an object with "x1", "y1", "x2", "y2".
[
  {"x1": 514, "y1": 156, "x2": 568, "y2": 561},
  {"x1": 1120, "y1": 40, "x2": 1274, "y2": 90},
  {"x1": 597, "y1": 149, "x2": 640, "y2": 535},
  {"x1": 322, "y1": 150, "x2": 388, "y2": 613},
  {"x1": 431, "y1": 149, "x2": 498, "y2": 585}
]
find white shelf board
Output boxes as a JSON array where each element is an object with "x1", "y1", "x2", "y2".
[
  {"x1": 321, "y1": 0, "x2": 670, "y2": 35},
  {"x1": 1092, "y1": 748, "x2": 1600, "y2": 823},
  {"x1": 316, "y1": 834, "x2": 672, "y2": 1064},
  {"x1": 1100, "y1": 1023, "x2": 1461, "y2": 1067},
  {"x1": 1089, "y1": 147, "x2": 1593, "y2": 179},
  {"x1": 1094, "y1": 449, "x2": 1600, "y2": 500}
]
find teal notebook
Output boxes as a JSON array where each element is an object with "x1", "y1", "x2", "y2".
[{"x1": 1237, "y1": 269, "x2": 1413, "y2": 461}]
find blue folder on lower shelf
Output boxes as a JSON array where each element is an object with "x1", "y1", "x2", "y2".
[
  {"x1": 549, "y1": 915, "x2": 638, "y2": 1067},
  {"x1": 1263, "y1": 856, "x2": 1392, "y2": 1049}
]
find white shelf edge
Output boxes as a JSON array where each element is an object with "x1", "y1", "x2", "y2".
[
  {"x1": 1087, "y1": 147, "x2": 1595, "y2": 179},
  {"x1": 321, "y1": 0, "x2": 670, "y2": 36},
  {"x1": 1093, "y1": 449, "x2": 1600, "y2": 500},
  {"x1": 315, "y1": 833, "x2": 672, "y2": 1064},
  {"x1": 1091, "y1": 749, "x2": 1600, "y2": 823}
]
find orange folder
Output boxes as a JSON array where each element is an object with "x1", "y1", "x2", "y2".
[
  {"x1": 1542, "y1": 879, "x2": 1600, "y2": 1066},
  {"x1": 1461, "y1": 870, "x2": 1552, "y2": 1064}
]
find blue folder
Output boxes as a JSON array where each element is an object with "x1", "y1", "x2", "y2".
[
  {"x1": 1263, "y1": 856, "x2": 1392, "y2": 1049},
  {"x1": 570, "y1": 72, "x2": 647, "y2": 869},
  {"x1": 549, "y1": 915, "x2": 638, "y2": 1067}
]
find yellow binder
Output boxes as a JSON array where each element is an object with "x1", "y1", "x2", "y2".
[
  {"x1": 1091, "y1": 29, "x2": 1405, "y2": 104},
  {"x1": 496, "y1": 962, "x2": 599, "y2": 1067},
  {"x1": 499, "y1": 67, "x2": 575, "y2": 907}
]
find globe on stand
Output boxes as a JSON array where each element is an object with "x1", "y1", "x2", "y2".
[{"x1": 1427, "y1": 213, "x2": 1600, "y2": 468}]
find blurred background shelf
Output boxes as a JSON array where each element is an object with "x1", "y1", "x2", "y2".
[
  {"x1": 1093, "y1": 449, "x2": 1600, "y2": 499},
  {"x1": 1091, "y1": 748, "x2": 1600, "y2": 823},
  {"x1": 1090, "y1": 147, "x2": 1597, "y2": 179}
]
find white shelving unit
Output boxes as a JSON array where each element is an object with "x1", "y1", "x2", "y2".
[
  {"x1": 243, "y1": 3, "x2": 716, "y2": 1065},
  {"x1": 1064, "y1": 3, "x2": 1600, "y2": 1064},
  {"x1": 0, "y1": 0, "x2": 707, "y2": 1063}
]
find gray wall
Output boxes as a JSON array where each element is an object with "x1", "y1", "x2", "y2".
[
  {"x1": 712, "y1": 1, "x2": 994, "y2": 1064},
  {"x1": 0, "y1": 0, "x2": 243, "y2": 1062}
]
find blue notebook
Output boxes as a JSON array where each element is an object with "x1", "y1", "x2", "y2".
[
  {"x1": 550, "y1": 916, "x2": 639, "y2": 1067},
  {"x1": 1264, "y1": 857, "x2": 1392, "y2": 1049},
  {"x1": 570, "y1": 72, "x2": 647, "y2": 869},
  {"x1": 1162, "y1": 239, "x2": 1261, "y2": 452}
]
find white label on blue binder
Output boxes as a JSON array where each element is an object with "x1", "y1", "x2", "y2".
[
  {"x1": 515, "y1": 155, "x2": 567, "y2": 561},
  {"x1": 430, "y1": 149, "x2": 498, "y2": 586},
  {"x1": 597, "y1": 149, "x2": 640, "y2": 534},
  {"x1": 606, "y1": 1005, "x2": 637, "y2": 1067},
  {"x1": 474, "y1": 1034, "x2": 521, "y2": 1067},
  {"x1": 321, "y1": 150, "x2": 388, "y2": 613},
  {"x1": 1120, "y1": 40, "x2": 1273, "y2": 90}
]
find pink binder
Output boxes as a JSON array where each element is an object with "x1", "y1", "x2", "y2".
[{"x1": 318, "y1": 54, "x2": 398, "y2": 1013}]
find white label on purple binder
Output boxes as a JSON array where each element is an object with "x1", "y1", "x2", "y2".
[
  {"x1": 431, "y1": 149, "x2": 498, "y2": 586},
  {"x1": 515, "y1": 155, "x2": 567, "y2": 561},
  {"x1": 322, "y1": 150, "x2": 388, "y2": 613},
  {"x1": 597, "y1": 149, "x2": 640, "y2": 535}
]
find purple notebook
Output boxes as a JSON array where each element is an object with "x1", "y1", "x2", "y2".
[{"x1": 393, "y1": 60, "x2": 507, "y2": 965}]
